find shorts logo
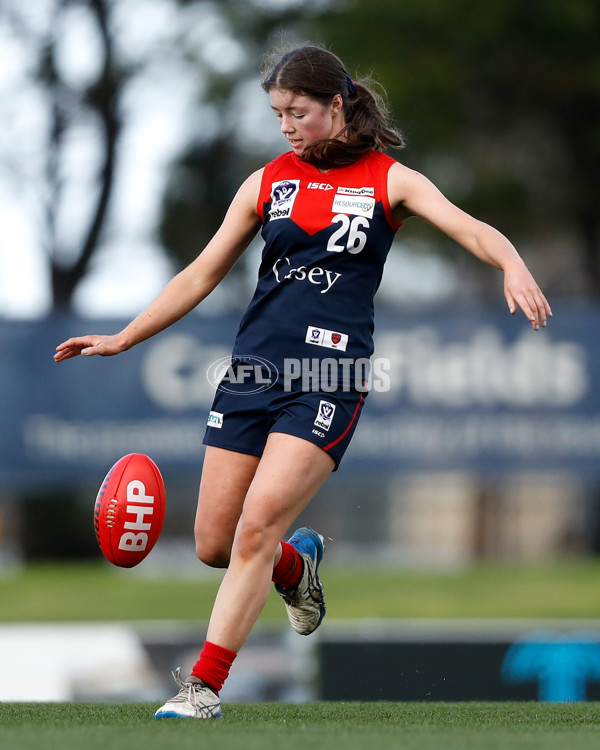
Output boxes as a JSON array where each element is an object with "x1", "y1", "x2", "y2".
[
  {"x1": 207, "y1": 411, "x2": 223, "y2": 428},
  {"x1": 314, "y1": 400, "x2": 336, "y2": 431},
  {"x1": 305, "y1": 325, "x2": 348, "y2": 352},
  {"x1": 269, "y1": 180, "x2": 300, "y2": 220}
]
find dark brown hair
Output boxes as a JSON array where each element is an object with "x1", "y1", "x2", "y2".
[{"x1": 262, "y1": 45, "x2": 404, "y2": 169}]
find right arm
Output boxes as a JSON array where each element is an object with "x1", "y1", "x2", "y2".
[{"x1": 54, "y1": 168, "x2": 263, "y2": 362}]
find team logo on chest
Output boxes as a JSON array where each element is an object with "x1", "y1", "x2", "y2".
[{"x1": 269, "y1": 179, "x2": 300, "y2": 220}]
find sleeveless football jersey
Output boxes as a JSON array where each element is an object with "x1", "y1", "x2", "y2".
[{"x1": 232, "y1": 149, "x2": 401, "y2": 385}]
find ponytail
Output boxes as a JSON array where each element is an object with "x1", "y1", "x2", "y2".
[
  {"x1": 262, "y1": 46, "x2": 404, "y2": 170},
  {"x1": 304, "y1": 79, "x2": 404, "y2": 169}
]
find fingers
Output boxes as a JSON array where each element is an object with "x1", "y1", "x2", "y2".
[
  {"x1": 54, "y1": 333, "x2": 126, "y2": 361},
  {"x1": 511, "y1": 290, "x2": 553, "y2": 331},
  {"x1": 533, "y1": 290, "x2": 552, "y2": 329},
  {"x1": 505, "y1": 290, "x2": 517, "y2": 315},
  {"x1": 504, "y1": 264, "x2": 552, "y2": 331},
  {"x1": 54, "y1": 336, "x2": 101, "y2": 362},
  {"x1": 54, "y1": 340, "x2": 82, "y2": 362}
]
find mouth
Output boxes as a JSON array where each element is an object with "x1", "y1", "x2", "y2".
[{"x1": 288, "y1": 139, "x2": 303, "y2": 150}]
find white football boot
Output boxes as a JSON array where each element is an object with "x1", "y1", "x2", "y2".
[
  {"x1": 275, "y1": 527, "x2": 326, "y2": 636},
  {"x1": 154, "y1": 668, "x2": 223, "y2": 719}
]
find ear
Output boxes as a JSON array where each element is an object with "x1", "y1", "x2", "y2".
[{"x1": 330, "y1": 93, "x2": 344, "y2": 116}]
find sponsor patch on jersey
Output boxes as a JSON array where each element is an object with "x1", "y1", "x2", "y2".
[
  {"x1": 307, "y1": 182, "x2": 334, "y2": 191},
  {"x1": 273, "y1": 258, "x2": 342, "y2": 294},
  {"x1": 305, "y1": 325, "x2": 349, "y2": 352},
  {"x1": 314, "y1": 400, "x2": 336, "y2": 431},
  {"x1": 269, "y1": 179, "x2": 300, "y2": 220},
  {"x1": 331, "y1": 194, "x2": 375, "y2": 218},
  {"x1": 337, "y1": 186, "x2": 375, "y2": 196},
  {"x1": 207, "y1": 411, "x2": 224, "y2": 428}
]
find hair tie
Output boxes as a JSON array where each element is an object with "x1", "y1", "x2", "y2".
[{"x1": 346, "y1": 74, "x2": 357, "y2": 96}]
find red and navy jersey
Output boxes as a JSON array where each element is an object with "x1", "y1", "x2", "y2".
[{"x1": 232, "y1": 149, "x2": 401, "y2": 381}]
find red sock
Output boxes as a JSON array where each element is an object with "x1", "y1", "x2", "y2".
[
  {"x1": 272, "y1": 541, "x2": 303, "y2": 589},
  {"x1": 191, "y1": 641, "x2": 237, "y2": 694}
]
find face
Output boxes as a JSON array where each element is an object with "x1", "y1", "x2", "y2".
[{"x1": 269, "y1": 88, "x2": 345, "y2": 155}]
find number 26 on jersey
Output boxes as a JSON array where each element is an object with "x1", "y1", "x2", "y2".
[{"x1": 327, "y1": 214, "x2": 370, "y2": 255}]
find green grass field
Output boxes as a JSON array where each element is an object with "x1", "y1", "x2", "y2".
[
  {"x1": 1, "y1": 702, "x2": 600, "y2": 750},
  {"x1": 3, "y1": 561, "x2": 600, "y2": 749},
  {"x1": 2, "y1": 558, "x2": 600, "y2": 621}
]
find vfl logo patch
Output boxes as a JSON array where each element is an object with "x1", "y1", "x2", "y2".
[
  {"x1": 314, "y1": 400, "x2": 336, "y2": 432},
  {"x1": 207, "y1": 411, "x2": 223, "y2": 428},
  {"x1": 305, "y1": 325, "x2": 348, "y2": 351},
  {"x1": 269, "y1": 179, "x2": 300, "y2": 220}
]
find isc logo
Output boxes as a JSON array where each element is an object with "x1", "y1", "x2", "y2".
[
  {"x1": 118, "y1": 480, "x2": 155, "y2": 552},
  {"x1": 307, "y1": 182, "x2": 334, "y2": 190}
]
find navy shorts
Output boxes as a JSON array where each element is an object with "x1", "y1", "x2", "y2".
[{"x1": 203, "y1": 372, "x2": 366, "y2": 470}]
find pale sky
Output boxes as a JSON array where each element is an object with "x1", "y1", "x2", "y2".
[{"x1": 0, "y1": 0, "x2": 457, "y2": 320}]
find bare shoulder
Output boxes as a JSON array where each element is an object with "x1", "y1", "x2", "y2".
[
  {"x1": 240, "y1": 167, "x2": 265, "y2": 194},
  {"x1": 227, "y1": 167, "x2": 264, "y2": 219},
  {"x1": 244, "y1": 166, "x2": 265, "y2": 186},
  {"x1": 388, "y1": 161, "x2": 450, "y2": 221},
  {"x1": 388, "y1": 161, "x2": 431, "y2": 200}
]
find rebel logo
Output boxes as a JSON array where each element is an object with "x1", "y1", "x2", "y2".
[
  {"x1": 331, "y1": 333, "x2": 342, "y2": 345},
  {"x1": 314, "y1": 399, "x2": 336, "y2": 431}
]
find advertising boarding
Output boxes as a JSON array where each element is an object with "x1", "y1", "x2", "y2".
[{"x1": 0, "y1": 304, "x2": 598, "y2": 486}]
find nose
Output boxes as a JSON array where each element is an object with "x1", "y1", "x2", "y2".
[{"x1": 280, "y1": 114, "x2": 295, "y2": 134}]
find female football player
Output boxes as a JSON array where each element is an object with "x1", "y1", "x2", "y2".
[{"x1": 55, "y1": 45, "x2": 551, "y2": 718}]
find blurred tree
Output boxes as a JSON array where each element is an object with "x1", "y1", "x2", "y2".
[
  {"x1": 158, "y1": 0, "x2": 328, "y2": 269},
  {"x1": 1, "y1": 0, "x2": 124, "y2": 309},
  {"x1": 311, "y1": 0, "x2": 600, "y2": 296},
  {"x1": 46, "y1": 0, "x2": 121, "y2": 307},
  {"x1": 8, "y1": 0, "x2": 595, "y2": 307},
  {"x1": 0, "y1": 0, "x2": 331, "y2": 310}
]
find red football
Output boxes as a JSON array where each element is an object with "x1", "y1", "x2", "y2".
[{"x1": 94, "y1": 453, "x2": 166, "y2": 568}]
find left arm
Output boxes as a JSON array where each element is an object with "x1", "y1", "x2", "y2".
[{"x1": 388, "y1": 162, "x2": 552, "y2": 330}]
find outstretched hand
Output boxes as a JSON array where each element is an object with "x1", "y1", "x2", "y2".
[
  {"x1": 54, "y1": 334, "x2": 127, "y2": 362},
  {"x1": 504, "y1": 262, "x2": 552, "y2": 331}
]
